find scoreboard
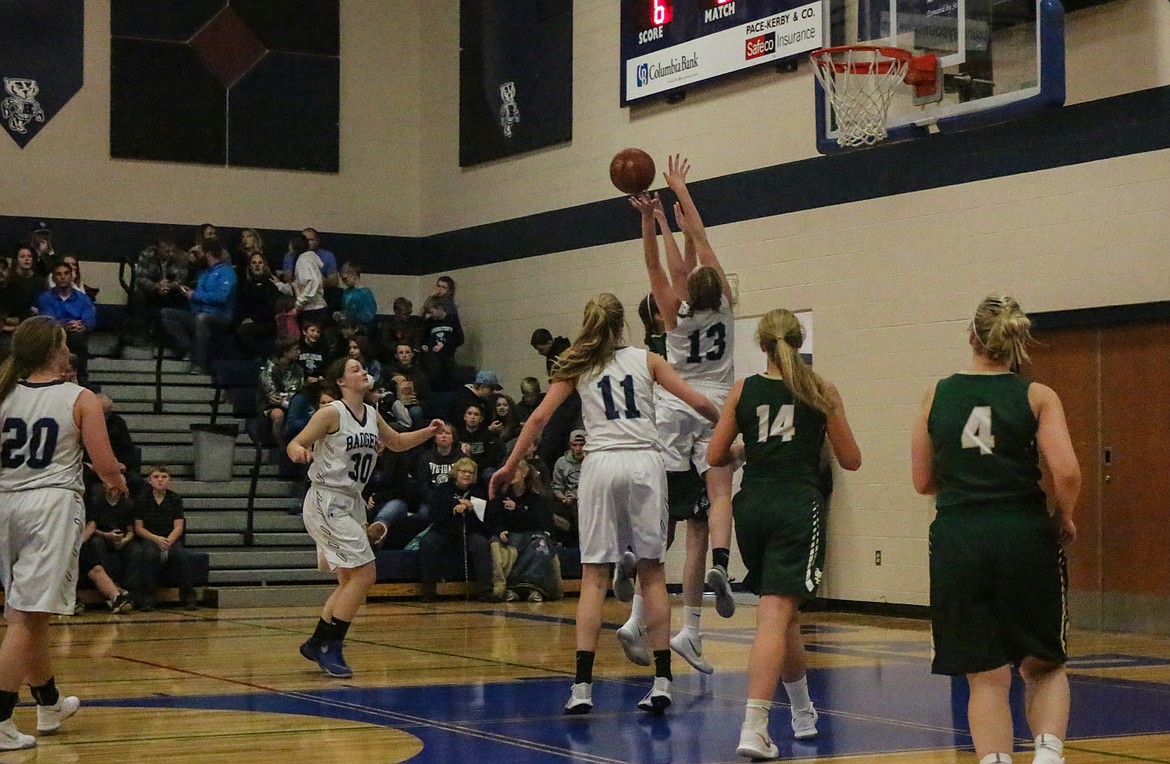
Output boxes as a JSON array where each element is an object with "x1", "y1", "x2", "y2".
[{"x1": 620, "y1": 0, "x2": 824, "y2": 105}]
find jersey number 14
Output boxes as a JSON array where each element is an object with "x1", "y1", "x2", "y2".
[{"x1": 756, "y1": 404, "x2": 795, "y2": 443}]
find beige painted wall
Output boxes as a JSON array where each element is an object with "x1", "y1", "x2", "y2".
[{"x1": 423, "y1": 0, "x2": 1170, "y2": 603}]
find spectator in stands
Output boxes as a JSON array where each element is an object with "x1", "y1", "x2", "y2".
[
  {"x1": 128, "y1": 466, "x2": 200, "y2": 611},
  {"x1": 489, "y1": 394, "x2": 521, "y2": 444},
  {"x1": 530, "y1": 328, "x2": 571, "y2": 377},
  {"x1": 419, "y1": 295, "x2": 463, "y2": 390},
  {"x1": 236, "y1": 228, "x2": 265, "y2": 277},
  {"x1": 131, "y1": 233, "x2": 191, "y2": 339},
  {"x1": 487, "y1": 459, "x2": 558, "y2": 602},
  {"x1": 288, "y1": 233, "x2": 329, "y2": 328},
  {"x1": 235, "y1": 252, "x2": 281, "y2": 359},
  {"x1": 160, "y1": 239, "x2": 237, "y2": 376},
  {"x1": 78, "y1": 485, "x2": 135, "y2": 614},
  {"x1": 433, "y1": 275, "x2": 459, "y2": 318},
  {"x1": 515, "y1": 377, "x2": 544, "y2": 424},
  {"x1": 259, "y1": 337, "x2": 305, "y2": 444},
  {"x1": 333, "y1": 262, "x2": 377, "y2": 336},
  {"x1": 0, "y1": 259, "x2": 33, "y2": 356},
  {"x1": 62, "y1": 256, "x2": 99, "y2": 301},
  {"x1": 550, "y1": 429, "x2": 586, "y2": 546},
  {"x1": 284, "y1": 380, "x2": 335, "y2": 445},
  {"x1": 30, "y1": 225, "x2": 56, "y2": 276},
  {"x1": 347, "y1": 335, "x2": 382, "y2": 388},
  {"x1": 35, "y1": 258, "x2": 95, "y2": 386},
  {"x1": 380, "y1": 297, "x2": 424, "y2": 354},
  {"x1": 94, "y1": 394, "x2": 144, "y2": 498},
  {"x1": 418, "y1": 457, "x2": 495, "y2": 602},
  {"x1": 274, "y1": 292, "x2": 300, "y2": 342},
  {"x1": 8, "y1": 245, "x2": 44, "y2": 315},
  {"x1": 295, "y1": 227, "x2": 339, "y2": 287},
  {"x1": 197, "y1": 223, "x2": 218, "y2": 246},
  {"x1": 455, "y1": 369, "x2": 502, "y2": 424},
  {"x1": 186, "y1": 223, "x2": 218, "y2": 277},
  {"x1": 455, "y1": 402, "x2": 504, "y2": 489},
  {"x1": 297, "y1": 318, "x2": 328, "y2": 383},
  {"x1": 372, "y1": 421, "x2": 458, "y2": 536},
  {"x1": 386, "y1": 341, "x2": 430, "y2": 423}
]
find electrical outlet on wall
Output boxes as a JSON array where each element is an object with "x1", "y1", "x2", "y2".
[{"x1": 874, "y1": 550, "x2": 882, "y2": 566}]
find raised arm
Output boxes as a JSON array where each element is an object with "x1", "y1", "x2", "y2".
[
  {"x1": 648, "y1": 353, "x2": 719, "y2": 424},
  {"x1": 376, "y1": 415, "x2": 443, "y2": 453},
  {"x1": 1031, "y1": 382, "x2": 1081, "y2": 543},
  {"x1": 630, "y1": 194, "x2": 681, "y2": 326},
  {"x1": 489, "y1": 380, "x2": 575, "y2": 498},
  {"x1": 664, "y1": 154, "x2": 734, "y2": 306},
  {"x1": 706, "y1": 379, "x2": 744, "y2": 467}
]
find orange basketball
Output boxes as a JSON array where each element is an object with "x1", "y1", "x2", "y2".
[{"x1": 609, "y1": 148, "x2": 656, "y2": 195}]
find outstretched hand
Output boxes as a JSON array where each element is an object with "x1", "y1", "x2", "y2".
[
  {"x1": 488, "y1": 463, "x2": 515, "y2": 499},
  {"x1": 663, "y1": 153, "x2": 690, "y2": 191},
  {"x1": 628, "y1": 192, "x2": 662, "y2": 218},
  {"x1": 288, "y1": 441, "x2": 313, "y2": 464}
]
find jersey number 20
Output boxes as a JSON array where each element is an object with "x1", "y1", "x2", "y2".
[{"x1": 1, "y1": 417, "x2": 60, "y2": 469}]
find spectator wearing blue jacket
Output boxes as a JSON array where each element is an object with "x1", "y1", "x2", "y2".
[
  {"x1": 160, "y1": 240, "x2": 237, "y2": 375},
  {"x1": 35, "y1": 258, "x2": 97, "y2": 385}
]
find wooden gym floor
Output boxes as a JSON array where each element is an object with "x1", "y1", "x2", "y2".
[{"x1": 7, "y1": 597, "x2": 1170, "y2": 762}]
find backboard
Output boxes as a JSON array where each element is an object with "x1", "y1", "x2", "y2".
[{"x1": 815, "y1": 0, "x2": 1065, "y2": 152}]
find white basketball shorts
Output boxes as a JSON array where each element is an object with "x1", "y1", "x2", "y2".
[{"x1": 576, "y1": 449, "x2": 668, "y2": 564}]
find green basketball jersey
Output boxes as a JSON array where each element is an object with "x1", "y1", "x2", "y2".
[
  {"x1": 927, "y1": 372, "x2": 1044, "y2": 509},
  {"x1": 735, "y1": 374, "x2": 827, "y2": 486},
  {"x1": 647, "y1": 333, "x2": 667, "y2": 359}
]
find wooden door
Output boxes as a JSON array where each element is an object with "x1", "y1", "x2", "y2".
[{"x1": 1025, "y1": 320, "x2": 1170, "y2": 631}]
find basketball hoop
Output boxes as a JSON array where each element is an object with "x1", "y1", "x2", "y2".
[{"x1": 810, "y1": 45, "x2": 939, "y2": 148}]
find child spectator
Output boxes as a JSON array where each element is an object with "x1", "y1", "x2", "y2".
[
  {"x1": 274, "y1": 292, "x2": 301, "y2": 342},
  {"x1": 380, "y1": 297, "x2": 424, "y2": 353},
  {"x1": 455, "y1": 403, "x2": 504, "y2": 488},
  {"x1": 418, "y1": 458, "x2": 495, "y2": 602},
  {"x1": 550, "y1": 430, "x2": 586, "y2": 545},
  {"x1": 128, "y1": 466, "x2": 200, "y2": 611},
  {"x1": 371, "y1": 421, "x2": 459, "y2": 537},
  {"x1": 347, "y1": 335, "x2": 382, "y2": 388},
  {"x1": 454, "y1": 369, "x2": 502, "y2": 424},
  {"x1": 333, "y1": 262, "x2": 377, "y2": 334},
  {"x1": 297, "y1": 319, "x2": 328, "y2": 382},
  {"x1": 419, "y1": 295, "x2": 463, "y2": 390},
  {"x1": 259, "y1": 337, "x2": 305, "y2": 444},
  {"x1": 78, "y1": 485, "x2": 135, "y2": 614},
  {"x1": 386, "y1": 342, "x2": 430, "y2": 422},
  {"x1": 284, "y1": 380, "x2": 335, "y2": 445},
  {"x1": 515, "y1": 377, "x2": 544, "y2": 424}
]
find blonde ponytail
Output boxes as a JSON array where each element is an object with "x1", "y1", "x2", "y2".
[
  {"x1": 756, "y1": 309, "x2": 834, "y2": 417},
  {"x1": 551, "y1": 293, "x2": 626, "y2": 383},
  {"x1": 971, "y1": 293, "x2": 1032, "y2": 368},
  {"x1": 0, "y1": 316, "x2": 67, "y2": 405}
]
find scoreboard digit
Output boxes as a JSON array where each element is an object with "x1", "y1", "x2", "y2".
[{"x1": 620, "y1": 0, "x2": 825, "y2": 106}]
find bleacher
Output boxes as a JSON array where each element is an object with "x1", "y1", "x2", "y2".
[{"x1": 84, "y1": 315, "x2": 581, "y2": 608}]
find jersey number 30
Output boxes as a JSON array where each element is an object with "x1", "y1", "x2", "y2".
[
  {"x1": 1, "y1": 417, "x2": 60, "y2": 469},
  {"x1": 756, "y1": 404, "x2": 795, "y2": 443},
  {"x1": 348, "y1": 452, "x2": 374, "y2": 483}
]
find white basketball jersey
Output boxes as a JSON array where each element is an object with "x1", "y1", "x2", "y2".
[
  {"x1": 577, "y1": 347, "x2": 658, "y2": 452},
  {"x1": 0, "y1": 380, "x2": 85, "y2": 493},
  {"x1": 308, "y1": 400, "x2": 380, "y2": 492},
  {"x1": 667, "y1": 302, "x2": 735, "y2": 388}
]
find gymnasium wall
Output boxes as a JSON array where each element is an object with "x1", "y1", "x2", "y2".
[{"x1": 419, "y1": 0, "x2": 1170, "y2": 604}]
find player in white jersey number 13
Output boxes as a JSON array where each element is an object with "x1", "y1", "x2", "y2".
[
  {"x1": 288, "y1": 357, "x2": 443, "y2": 679},
  {"x1": 0, "y1": 316, "x2": 128, "y2": 751},
  {"x1": 490, "y1": 294, "x2": 720, "y2": 716}
]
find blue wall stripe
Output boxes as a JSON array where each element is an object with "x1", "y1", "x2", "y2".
[{"x1": 4, "y1": 85, "x2": 1168, "y2": 277}]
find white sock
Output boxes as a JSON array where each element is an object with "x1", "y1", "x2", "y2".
[
  {"x1": 627, "y1": 593, "x2": 645, "y2": 629},
  {"x1": 682, "y1": 605, "x2": 702, "y2": 634},
  {"x1": 1034, "y1": 734, "x2": 1064, "y2": 762},
  {"x1": 743, "y1": 698, "x2": 771, "y2": 729},
  {"x1": 782, "y1": 675, "x2": 813, "y2": 711},
  {"x1": 979, "y1": 755, "x2": 1013, "y2": 764}
]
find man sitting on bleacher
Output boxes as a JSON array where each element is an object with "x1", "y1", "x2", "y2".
[{"x1": 160, "y1": 239, "x2": 237, "y2": 376}]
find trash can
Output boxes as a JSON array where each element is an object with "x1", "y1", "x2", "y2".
[{"x1": 190, "y1": 423, "x2": 239, "y2": 482}]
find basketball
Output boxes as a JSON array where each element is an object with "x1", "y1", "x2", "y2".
[{"x1": 609, "y1": 148, "x2": 656, "y2": 195}]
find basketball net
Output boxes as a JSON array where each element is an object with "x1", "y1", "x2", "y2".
[{"x1": 810, "y1": 46, "x2": 912, "y2": 149}]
